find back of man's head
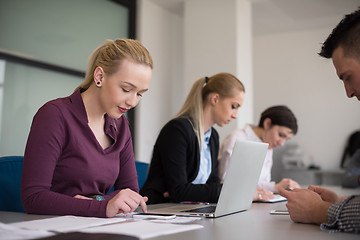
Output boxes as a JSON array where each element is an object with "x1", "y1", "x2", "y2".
[{"x1": 319, "y1": 8, "x2": 360, "y2": 60}]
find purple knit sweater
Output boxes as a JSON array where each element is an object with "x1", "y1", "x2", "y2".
[{"x1": 21, "y1": 89, "x2": 138, "y2": 217}]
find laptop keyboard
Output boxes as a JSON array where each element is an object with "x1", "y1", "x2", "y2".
[{"x1": 181, "y1": 205, "x2": 216, "y2": 213}]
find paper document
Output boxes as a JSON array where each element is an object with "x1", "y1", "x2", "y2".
[
  {"x1": 80, "y1": 220, "x2": 203, "y2": 239},
  {"x1": 149, "y1": 216, "x2": 203, "y2": 224},
  {"x1": 0, "y1": 222, "x2": 54, "y2": 240},
  {"x1": 10, "y1": 215, "x2": 126, "y2": 233}
]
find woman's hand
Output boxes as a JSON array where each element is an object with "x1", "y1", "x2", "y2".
[
  {"x1": 106, "y1": 188, "x2": 148, "y2": 217},
  {"x1": 275, "y1": 178, "x2": 300, "y2": 193},
  {"x1": 253, "y1": 187, "x2": 275, "y2": 201},
  {"x1": 73, "y1": 195, "x2": 92, "y2": 200}
]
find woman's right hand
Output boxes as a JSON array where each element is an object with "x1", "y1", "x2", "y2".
[
  {"x1": 275, "y1": 178, "x2": 300, "y2": 193},
  {"x1": 106, "y1": 188, "x2": 148, "y2": 217},
  {"x1": 253, "y1": 187, "x2": 275, "y2": 201}
]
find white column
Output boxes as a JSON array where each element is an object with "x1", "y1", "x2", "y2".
[{"x1": 183, "y1": 0, "x2": 253, "y2": 141}]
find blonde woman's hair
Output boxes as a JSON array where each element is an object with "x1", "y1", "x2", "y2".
[
  {"x1": 174, "y1": 72, "x2": 245, "y2": 148},
  {"x1": 76, "y1": 39, "x2": 153, "y2": 91}
]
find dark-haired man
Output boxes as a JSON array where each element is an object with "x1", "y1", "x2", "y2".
[{"x1": 280, "y1": 9, "x2": 360, "y2": 233}]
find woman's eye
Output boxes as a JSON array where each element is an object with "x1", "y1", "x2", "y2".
[
  {"x1": 137, "y1": 92, "x2": 143, "y2": 97},
  {"x1": 122, "y1": 88, "x2": 130, "y2": 93}
]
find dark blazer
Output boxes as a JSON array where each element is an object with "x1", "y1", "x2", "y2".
[{"x1": 140, "y1": 117, "x2": 222, "y2": 204}]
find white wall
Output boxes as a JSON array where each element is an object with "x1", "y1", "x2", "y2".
[
  {"x1": 137, "y1": 0, "x2": 360, "y2": 172},
  {"x1": 137, "y1": 0, "x2": 253, "y2": 163},
  {"x1": 136, "y1": 0, "x2": 184, "y2": 163},
  {"x1": 183, "y1": 0, "x2": 253, "y2": 142},
  {"x1": 254, "y1": 28, "x2": 360, "y2": 170}
]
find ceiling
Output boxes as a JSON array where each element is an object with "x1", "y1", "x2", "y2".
[{"x1": 149, "y1": 0, "x2": 360, "y2": 35}]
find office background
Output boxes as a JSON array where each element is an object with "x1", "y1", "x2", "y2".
[
  {"x1": 1, "y1": 0, "x2": 360, "y2": 178},
  {"x1": 136, "y1": 0, "x2": 360, "y2": 173}
]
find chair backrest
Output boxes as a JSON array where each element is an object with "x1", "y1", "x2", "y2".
[
  {"x1": 0, "y1": 157, "x2": 148, "y2": 211},
  {"x1": 135, "y1": 161, "x2": 149, "y2": 190},
  {"x1": 0, "y1": 156, "x2": 24, "y2": 212},
  {"x1": 341, "y1": 130, "x2": 360, "y2": 168}
]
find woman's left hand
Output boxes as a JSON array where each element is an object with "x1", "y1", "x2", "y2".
[
  {"x1": 73, "y1": 195, "x2": 92, "y2": 200},
  {"x1": 253, "y1": 188, "x2": 275, "y2": 201}
]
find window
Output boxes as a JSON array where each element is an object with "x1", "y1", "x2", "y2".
[{"x1": 0, "y1": 0, "x2": 136, "y2": 156}]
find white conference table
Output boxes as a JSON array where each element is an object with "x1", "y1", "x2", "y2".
[{"x1": 1, "y1": 186, "x2": 359, "y2": 240}]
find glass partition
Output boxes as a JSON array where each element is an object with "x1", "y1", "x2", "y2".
[
  {"x1": 0, "y1": 0, "x2": 133, "y2": 156},
  {"x1": 0, "y1": 0, "x2": 129, "y2": 72}
]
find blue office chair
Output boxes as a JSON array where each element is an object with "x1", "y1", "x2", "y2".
[
  {"x1": 0, "y1": 156, "x2": 24, "y2": 212},
  {"x1": 0, "y1": 156, "x2": 148, "y2": 212},
  {"x1": 108, "y1": 160, "x2": 149, "y2": 193},
  {"x1": 135, "y1": 161, "x2": 149, "y2": 189}
]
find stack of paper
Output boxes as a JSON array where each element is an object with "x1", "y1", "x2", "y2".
[
  {"x1": 10, "y1": 216, "x2": 127, "y2": 233},
  {"x1": 80, "y1": 220, "x2": 203, "y2": 239},
  {"x1": 0, "y1": 222, "x2": 54, "y2": 240},
  {"x1": 8, "y1": 215, "x2": 203, "y2": 239}
]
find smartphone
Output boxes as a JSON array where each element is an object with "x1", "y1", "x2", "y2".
[
  {"x1": 133, "y1": 212, "x2": 176, "y2": 220},
  {"x1": 270, "y1": 209, "x2": 289, "y2": 215}
]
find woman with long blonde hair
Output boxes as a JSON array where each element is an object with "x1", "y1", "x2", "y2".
[
  {"x1": 22, "y1": 39, "x2": 153, "y2": 217},
  {"x1": 141, "y1": 73, "x2": 245, "y2": 204}
]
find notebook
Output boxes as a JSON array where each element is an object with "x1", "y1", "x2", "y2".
[
  {"x1": 146, "y1": 140, "x2": 268, "y2": 218},
  {"x1": 253, "y1": 194, "x2": 287, "y2": 203}
]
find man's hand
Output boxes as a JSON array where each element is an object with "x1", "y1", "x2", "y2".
[
  {"x1": 279, "y1": 188, "x2": 331, "y2": 225},
  {"x1": 307, "y1": 185, "x2": 340, "y2": 203}
]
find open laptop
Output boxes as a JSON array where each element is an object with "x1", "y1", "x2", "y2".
[{"x1": 146, "y1": 140, "x2": 268, "y2": 218}]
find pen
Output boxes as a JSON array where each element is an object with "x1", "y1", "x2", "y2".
[{"x1": 180, "y1": 201, "x2": 209, "y2": 205}]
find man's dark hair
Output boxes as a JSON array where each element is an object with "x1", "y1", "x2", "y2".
[{"x1": 319, "y1": 8, "x2": 360, "y2": 59}]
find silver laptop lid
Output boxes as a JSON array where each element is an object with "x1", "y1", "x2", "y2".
[
  {"x1": 214, "y1": 140, "x2": 268, "y2": 217},
  {"x1": 145, "y1": 140, "x2": 268, "y2": 218}
]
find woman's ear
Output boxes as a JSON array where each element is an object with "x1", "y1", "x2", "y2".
[
  {"x1": 209, "y1": 93, "x2": 220, "y2": 105},
  {"x1": 93, "y1": 67, "x2": 104, "y2": 86},
  {"x1": 263, "y1": 118, "x2": 272, "y2": 130}
]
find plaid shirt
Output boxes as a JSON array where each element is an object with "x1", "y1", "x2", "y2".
[{"x1": 321, "y1": 195, "x2": 360, "y2": 233}]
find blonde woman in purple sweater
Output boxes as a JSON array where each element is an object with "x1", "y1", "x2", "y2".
[{"x1": 21, "y1": 39, "x2": 153, "y2": 218}]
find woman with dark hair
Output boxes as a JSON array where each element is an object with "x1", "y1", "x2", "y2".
[{"x1": 219, "y1": 105, "x2": 300, "y2": 200}]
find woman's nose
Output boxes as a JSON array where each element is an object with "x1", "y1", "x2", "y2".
[
  {"x1": 232, "y1": 110, "x2": 238, "y2": 119},
  {"x1": 278, "y1": 139, "x2": 286, "y2": 147},
  {"x1": 126, "y1": 94, "x2": 139, "y2": 108}
]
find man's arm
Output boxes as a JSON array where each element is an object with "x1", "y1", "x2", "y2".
[{"x1": 321, "y1": 195, "x2": 360, "y2": 233}]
